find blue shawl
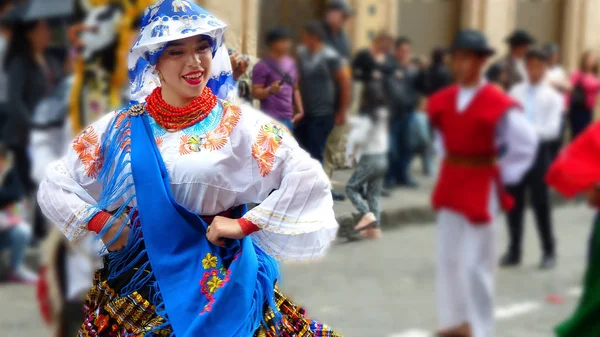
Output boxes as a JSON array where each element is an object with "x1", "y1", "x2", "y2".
[{"x1": 88, "y1": 105, "x2": 280, "y2": 336}]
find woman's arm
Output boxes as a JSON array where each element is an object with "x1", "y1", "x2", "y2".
[
  {"x1": 37, "y1": 112, "x2": 119, "y2": 243},
  {"x1": 239, "y1": 108, "x2": 338, "y2": 261}
]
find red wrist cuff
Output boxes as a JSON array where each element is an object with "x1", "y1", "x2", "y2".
[
  {"x1": 88, "y1": 211, "x2": 111, "y2": 234},
  {"x1": 238, "y1": 218, "x2": 260, "y2": 236}
]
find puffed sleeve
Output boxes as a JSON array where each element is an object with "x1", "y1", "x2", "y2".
[
  {"x1": 240, "y1": 107, "x2": 338, "y2": 261},
  {"x1": 37, "y1": 112, "x2": 120, "y2": 243},
  {"x1": 496, "y1": 108, "x2": 539, "y2": 185}
]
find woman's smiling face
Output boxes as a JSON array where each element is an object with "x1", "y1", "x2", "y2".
[{"x1": 155, "y1": 35, "x2": 213, "y2": 106}]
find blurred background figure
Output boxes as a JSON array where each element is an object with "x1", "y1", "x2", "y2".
[
  {"x1": 3, "y1": 5, "x2": 59, "y2": 195},
  {"x1": 351, "y1": 30, "x2": 395, "y2": 115},
  {"x1": 503, "y1": 48, "x2": 563, "y2": 270},
  {"x1": 485, "y1": 62, "x2": 508, "y2": 92},
  {"x1": 345, "y1": 86, "x2": 388, "y2": 240},
  {"x1": 3, "y1": 1, "x2": 65, "y2": 243},
  {"x1": 323, "y1": 0, "x2": 353, "y2": 62},
  {"x1": 543, "y1": 43, "x2": 570, "y2": 160},
  {"x1": 252, "y1": 27, "x2": 304, "y2": 130},
  {"x1": 493, "y1": 29, "x2": 536, "y2": 91},
  {"x1": 0, "y1": 0, "x2": 10, "y2": 140},
  {"x1": 0, "y1": 143, "x2": 37, "y2": 284},
  {"x1": 386, "y1": 36, "x2": 420, "y2": 188},
  {"x1": 295, "y1": 20, "x2": 351, "y2": 202},
  {"x1": 417, "y1": 47, "x2": 452, "y2": 97},
  {"x1": 322, "y1": 0, "x2": 353, "y2": 201},
  {"x1": 295, "y1": 21, "x2": 344, "y2": 162},
  {"x1": 544, "y1": 43, "x2": 570, "y2": 93},
  {"x1": 567, "y1": 50, "x2": 600, "y2": 141}
]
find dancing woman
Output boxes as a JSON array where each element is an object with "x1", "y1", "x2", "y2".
[{"x1": 37, "y1": 1, "x2": 340, "y2": 336}]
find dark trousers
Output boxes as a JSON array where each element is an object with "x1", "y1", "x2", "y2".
[
  {"x1": 505, "y1": 143, "x2": 555, "y2": 258},
  {"x1": 294, "y1": 115, "x2": 334, "y2": 163},
  {"x1": 569, "y1": 108, "x2": 593, "y2": 141},
  {"x1": 386, "y1": 112, "x2": 415, "y2": 186}
]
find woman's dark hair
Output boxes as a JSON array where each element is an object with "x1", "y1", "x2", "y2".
[
  {"x1": 579, "y1": 50, "x2": 599, "y2": 74},
  {"x1": 4, "y1": 20, "x2": 40, "y2": 70},
  {"x1": 265, "y1": 27, "x2": 291, "y2": 46}
]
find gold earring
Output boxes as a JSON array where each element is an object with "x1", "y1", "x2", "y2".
[{"x1": 157, "y1": 69, "x2": 165, "y2": 82}]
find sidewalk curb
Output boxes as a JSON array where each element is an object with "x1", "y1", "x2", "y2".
[{"x1": 335, "y1": 192, "x2": 574, "y2": 239}]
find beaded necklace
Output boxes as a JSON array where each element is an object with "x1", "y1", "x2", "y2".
[{"x1": 146, "y1": 86, "x2": 218, "y2": 131}]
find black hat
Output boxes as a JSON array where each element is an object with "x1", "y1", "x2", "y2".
[
  {"x1": 1, "y1": 0, "x2": 73, "y2": 25},
  {"x1": 327, "y1": 0, "x2": 354, "y2": 16},
  {"x1": 449, "y1": 29, "x2": 495, "y2": 57},
  {"x1": 505, "y1": 29, "x2": 535, "y2": 46}
]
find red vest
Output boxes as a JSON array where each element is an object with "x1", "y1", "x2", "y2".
[{"x1": 427, "y1": 84, "x2": 516, "y2": 224}]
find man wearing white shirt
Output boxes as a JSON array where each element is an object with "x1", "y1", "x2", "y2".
[
  {"x1": 428, "y1": 30, "x2": 537, "y2": 337},
  {"x1": 543, "y1": 43, "x2": 570, "y2": 160},
  {"x1": 502, "y1": 49, "x2": 563, "y2": 270}
]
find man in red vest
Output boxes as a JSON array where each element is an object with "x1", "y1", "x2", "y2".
[{"x1": 428, "y1": 30, "x2": 538, "y2": 337}]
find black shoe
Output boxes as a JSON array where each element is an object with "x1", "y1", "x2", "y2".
[
  {"x1": 381, "y1": 189, "x2": 392, "y2": 198},
  {"x1": 540, "y1": 254, "x2": 556, "y2": 270},
  {"x1": 499, "y1": 252, "x2": 521, "y2": 267},
  {"x1": 331, "y1": 190, "x2": 346, "y2": 201}
]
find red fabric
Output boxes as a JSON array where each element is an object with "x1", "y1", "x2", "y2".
[
  {"x1": 427, "y1": 84, "x2": 516, "y2": 224},
  {"x1": 87, "y1": 211, "x2": 111, "y2": 234},
  {"x1": 546, "y1": 121, "x2": 600, "y2": 198},
  {"x1": 238, "y1": 218, "x2": 260, "y2": 236},
  {"x1": 36, "y1": 266, "x2": 52, "y2": 325}
]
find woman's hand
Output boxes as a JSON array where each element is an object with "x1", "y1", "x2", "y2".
[
  {"x1": 101, "y1": 218, "x2": 130, "y2": 252},
  {"x1": 206, "y1": 216, "x2": 245, "y2": 247}
]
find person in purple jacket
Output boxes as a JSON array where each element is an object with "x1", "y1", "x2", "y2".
[{"x1": 252, "y1": 27, "x2": 304, "y2": 130}]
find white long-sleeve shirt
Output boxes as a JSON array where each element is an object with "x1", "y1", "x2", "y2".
[
  {"x1": 37, "y1": 102, "x2": 338, "y2": 261},
  {"x1": 435, "y1": 80, "x2": 538, "y2": 185},
  {"x1": 509, "y1": 81, "x2": 564, "y2": 141}
]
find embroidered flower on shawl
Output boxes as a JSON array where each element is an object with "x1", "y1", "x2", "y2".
[
  {"x1": 198, "y1": 253, "x2": 233, "y2": 314},
  {"x1": 207, "y1": 275, "x2": 223, "y2": 293},
  {"x1": 179, "y1": 102, "x2": 241, "y2": 155},
  {"x1": 252, "y1": 123, "x2": 285, "y2": 177},
  {"x1": 73, "y1": 126, "x2": 104, "y2": 178},
  {"x1": 202, "y1": 253, "x2": 218, "y2": 269}
]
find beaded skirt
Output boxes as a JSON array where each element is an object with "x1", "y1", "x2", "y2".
[{"x1": 79, "y1": 259, "x2": 341, "y2": 337}]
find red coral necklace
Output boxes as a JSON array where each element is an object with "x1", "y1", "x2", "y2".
[{"x1": 145, "y1": 86, "x2": 218, "y2": 131}]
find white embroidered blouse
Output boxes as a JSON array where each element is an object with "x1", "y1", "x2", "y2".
[{"x1": 37, "y1": 101, "x2": 338, "y2": 261}]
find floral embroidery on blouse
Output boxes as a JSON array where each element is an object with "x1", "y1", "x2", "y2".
[
  {"x1": 72, "y1": 126, "x2": 104, "y2": 178},
  {"x1": 199, "y1": 252, "x2": 231, "y2": 314},
  {"x1": 179, "y1": 102, "x2": 242, "y2": 155},
  {"x1": 252, "y1": 123, "x2": 285, "y2": 177}
]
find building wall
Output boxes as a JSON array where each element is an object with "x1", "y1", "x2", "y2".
[
  {"x1": 397, "y1": 0, "x2": 461, "y2": 57},
  {"x1": 200, "y1": 0, "x2": 259, "y2": 56},
  {"x1": 201, "y1": 0, "x2": 600, "y2": 71}
]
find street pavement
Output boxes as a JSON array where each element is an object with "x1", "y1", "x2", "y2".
[{"x1": 0, "y1": 203, "x2": 594, "y2": 337}]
